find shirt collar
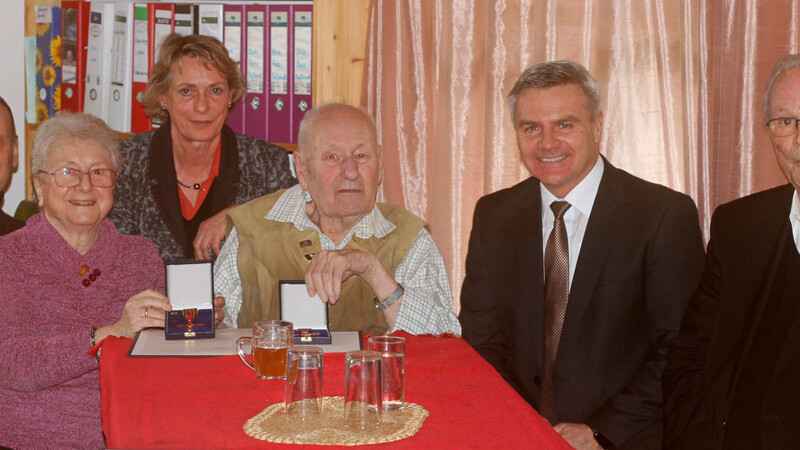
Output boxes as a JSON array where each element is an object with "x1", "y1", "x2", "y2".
[
  {"x1": 789, "y1": 190, "x2": 800, "y2": 251},
  {"x1": 540, "y1": 156, "x2": 604, "y2": 217},
  {"x1": 266, "y1": 185, "x2": 396, "y2": 241}
]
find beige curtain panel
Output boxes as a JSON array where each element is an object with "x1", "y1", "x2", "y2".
[{"x1": 361, "y1": 0, "x2": 800, "y2": 312}]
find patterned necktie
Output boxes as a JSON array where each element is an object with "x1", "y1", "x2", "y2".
[{"x1": 539, "y1": 200, "x2": 571, "y2": 423}]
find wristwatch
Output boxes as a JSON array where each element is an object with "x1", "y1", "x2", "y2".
[
  {"x1": 376, "y1": 285, "x2": 404, "y2": 310},
  {"x1": 592, "y1": 429, "x2": 616, "y2": 450}
]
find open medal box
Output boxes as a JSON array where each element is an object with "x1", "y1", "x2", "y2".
[
  {"x1": 279, "y1": 280, "x2": 332, "y2": 345},
  {"x1": 165, "y1": 261, "x2": 215, "y2": 340}
]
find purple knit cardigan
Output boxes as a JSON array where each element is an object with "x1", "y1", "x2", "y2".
[{"x1": 0, "y1": 213, "x2": 165, "y2": 449}]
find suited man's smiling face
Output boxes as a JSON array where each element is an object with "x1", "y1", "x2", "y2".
[
  {"x1": 768, "y1": 67, "x2": 800, "y2": 193},
  {"x1": 514, "y1": 84, "x2": 602, "y2": 198}
]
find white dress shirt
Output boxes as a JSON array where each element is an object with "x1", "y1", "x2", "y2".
[
  {"x1": 790, "y1": 190, "x2": 800, "y2": 253},
  {"x1": 541, "y1": 156, "x2": 604, "y2": 288}
]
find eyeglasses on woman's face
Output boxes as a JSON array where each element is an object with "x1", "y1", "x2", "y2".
[{"x1": 38, "y1": 167, "x2": 118, "y2": 188}]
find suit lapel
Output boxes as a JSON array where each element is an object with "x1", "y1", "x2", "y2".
[
  {"x1": 559, "y1": 158, "x2": 626, "y2": 352},
  {"x1": 517, "y1": 181, "x2": 546, "y2": 370},
  {"x1": 148, "y1": 123, "x2": 190, "y2": 256},
  {"x1": 726, "y1": 223, "x2": 788, "y2": 398},
  {"x1": 710, "y1": 185, "x2": 793, "y2": 400},
  {"x1": 767, "y1": 189, "x2": 800, "y2": 384}
]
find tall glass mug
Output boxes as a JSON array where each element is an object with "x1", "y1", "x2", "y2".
[
  {"x1": 236, "y1": 320, "x2": 293, "y2": 379},
  {"x1": 285, "y1": 346, "x2": 324, "y2": 421},
  {"x1": 367, "y1": 335, "x2": 406, "y2": 410}
]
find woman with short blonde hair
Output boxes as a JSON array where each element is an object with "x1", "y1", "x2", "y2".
[{"x1": 110, "y1": 33, "x2": 295, "y2": 262}]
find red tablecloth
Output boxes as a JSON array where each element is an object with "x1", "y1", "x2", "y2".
[{"x1": 100, "y1": 332, "x2": 571, "y2": 449}]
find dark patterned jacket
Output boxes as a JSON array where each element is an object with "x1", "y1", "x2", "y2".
[{"x1": 109, "y1": 122, "x2": 296, "y2": 262}]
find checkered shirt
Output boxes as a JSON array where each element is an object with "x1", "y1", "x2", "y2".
[{"x1": 214, "y1": 185, "x2": 461, "y2": 335}]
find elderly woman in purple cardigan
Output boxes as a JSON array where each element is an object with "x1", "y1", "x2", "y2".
[{"x1": 0, "y1": 113, "x2": 172, "y2": 449}]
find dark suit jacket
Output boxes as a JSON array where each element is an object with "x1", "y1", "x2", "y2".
[
  {"x1": 663, "y1": 184, "x2": 800, "y2": 449},
  {"x1": 459, "y1": 157, "x2": 705, "y2": 449}
]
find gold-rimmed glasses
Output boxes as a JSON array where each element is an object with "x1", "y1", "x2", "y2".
[{"x1": 38, "y1": 167, "x2": 118, "y2": 188}]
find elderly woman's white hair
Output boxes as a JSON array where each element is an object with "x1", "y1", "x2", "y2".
[{"x1": 31, "y1": 112, "x2": 123, "y2": 178}]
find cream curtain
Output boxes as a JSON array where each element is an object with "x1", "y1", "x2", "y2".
[{"x1": 362, "y1": 0, "x2": 800, "y2": 311}]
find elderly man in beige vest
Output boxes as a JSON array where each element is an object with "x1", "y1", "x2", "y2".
[{"x1": 214, "y1": 103, "x2": 461, "y2": 335}]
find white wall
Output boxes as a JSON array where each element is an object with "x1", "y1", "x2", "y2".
[{"x1": 1, "y1": 0, "x2": 27, "y2": 215}]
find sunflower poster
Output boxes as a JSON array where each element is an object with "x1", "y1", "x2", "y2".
[{"x1": 35, "y1": 5, "x2": 61, "y2": 123}]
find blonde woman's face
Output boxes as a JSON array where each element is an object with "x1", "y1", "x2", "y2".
[{"x1": 160, "y1": 56, "x2": 232, "y2": 146}]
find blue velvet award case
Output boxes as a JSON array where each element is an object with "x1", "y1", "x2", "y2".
[
  {"x1": 165, "y1": 261, "x2": 215, "y2": 340},
  {"x1": 279, "y1": 280, "x2": 332, "y2": 345}
]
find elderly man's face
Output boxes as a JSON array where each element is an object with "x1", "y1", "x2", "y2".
[
  {"x1": 297, "y1": 110, "x2": 382, "y2": 226},
  {"x1": 514, "y1": 84, "x2": 602, "y2": 198},
  {"x1": 769, "y1": 67, "x2": 800, "y2": 192},
  {"x1": 0, "y1": 106, "x2": 18, "y2": 197}
]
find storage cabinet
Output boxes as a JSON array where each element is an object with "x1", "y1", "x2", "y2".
[{"x1": 23, "y1": 0, "x2": 371, "y2": 200}]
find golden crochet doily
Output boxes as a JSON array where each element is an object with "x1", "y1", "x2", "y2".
[{"x1": 243, "y1": 396, "x2": 429, "y2": 445}]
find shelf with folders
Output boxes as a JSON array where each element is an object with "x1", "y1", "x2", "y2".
[{"x1": 23, "y1": 0, "x2": 370, "y2": 200}]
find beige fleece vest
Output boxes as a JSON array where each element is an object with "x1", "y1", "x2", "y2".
[{"x1": 228, "y1": 190, "x2": 426, "y2": 335}]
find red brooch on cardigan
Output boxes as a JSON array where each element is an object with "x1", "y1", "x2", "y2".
[{"x1": 79, "y1": 265, "x2": 102, "y2": 287}]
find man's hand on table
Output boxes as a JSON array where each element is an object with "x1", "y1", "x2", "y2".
[{"x1": 553, "y1": 423, "x2": 602, "y2": 450}]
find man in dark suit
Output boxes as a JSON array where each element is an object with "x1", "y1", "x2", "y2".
[
  {"x1": 459, "y1": 61, "x2": 705, "y2": 449},
  {"x1": 663, "y1": 55, "x2": 800, "y2": 450},
  {"x1": 0, "y1": 95, "x2": 24, "y2": 235}
]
